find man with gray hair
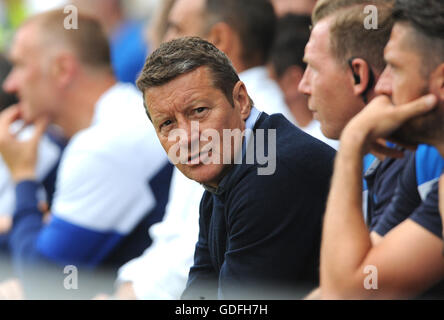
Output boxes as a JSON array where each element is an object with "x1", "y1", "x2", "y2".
[
  {"x1": 136, "y1": 36, "x2": 335, "y2": 299},
  {"x1": 114, "y1": 0, "x2": 301, "y2": 299}
]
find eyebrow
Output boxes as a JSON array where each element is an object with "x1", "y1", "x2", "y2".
[{"x1": 151, "y1": 98, "x2": 209, "y2": 124}]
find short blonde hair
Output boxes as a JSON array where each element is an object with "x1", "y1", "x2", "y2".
[
  {"x1": 312, "y1": 0, "x2": 394, "y2": 72},
  {"x1": 25, "y1": 9, "x2": 112, "y2": 72}
]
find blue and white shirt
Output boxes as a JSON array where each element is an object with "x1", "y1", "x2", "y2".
[
  {"x1": 372, "y1": 145, "x2": 444, "y2": 238},
  {"x1": 10, "y1": 83, "x2": 172, "y2": 270}
]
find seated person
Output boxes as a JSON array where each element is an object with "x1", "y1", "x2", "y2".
[
  {"x1": 136, "y1": 36, "x2": 336, "y2": 299},
  {"x1": 0, "y1": 10, "x2": 172, "y2": 298},
  {"x1": 319, "y1": 0, "x2": 444, "y2": 299},
  {"x1": 269, "y1": 14, "x2": 338, "y2": 149}
]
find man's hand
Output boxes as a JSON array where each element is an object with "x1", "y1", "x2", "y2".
[
  {"x1": 92, "y1": 282, "x2": 137, "y2": 300},
  {"x1": 0, "y1": 106, "x2": 48, "y2": 182},
  {"x1": 0, "y1": 216, "x2": 12, "y2": 234},
  {"x1": 340, "y1": 94, "x2": 437, "y2": 157},
  {"x1": 0, "y1": 278, "x2": 24, "y2": 300},
  {"x1": 304, "y1": 287, "x2": 322, "y2": 300}
]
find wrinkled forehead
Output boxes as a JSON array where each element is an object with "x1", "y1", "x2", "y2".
[{"x1": 144, "y1": 66, "x2": 217, "y2": 111}]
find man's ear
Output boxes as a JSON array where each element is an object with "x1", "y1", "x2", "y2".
[
  {"x1": 349, "y1": 58, "x2": 372, "y2": 97},
  {"x1": 206, "y1": 22, "x2": 234, "y2": 56},
  {"x1": 232, "y1": 81, "x2": 251, "y2": 121},
  {"x1": 51, "y1": 53, "x2": 77, "y2": 89},
  {"x1": 430, "y1": 63, "x2": 444, "y2": 101}
]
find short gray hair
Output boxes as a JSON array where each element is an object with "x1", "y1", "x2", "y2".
[{"x1": 137, "y1": 37, "x2": 249, "y2": 111}]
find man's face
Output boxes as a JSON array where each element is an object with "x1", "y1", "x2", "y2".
[
  {"x1": 382, "y1": 22, "x2": 444, "y2": 145},
  {"x1": 298, "y1": 17, "x2": 363, "y2": 139},
  {"x1": 164, "y1": 0, "x2": 207, "y2": 42},
  {"x1": 144, "y1": 66, "x2": 250, "y2": 187},
  {"x1": 3, "y1": 24, "x2": 57, "y2": 123}
]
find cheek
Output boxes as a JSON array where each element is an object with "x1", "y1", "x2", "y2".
[
  {"x1": 312, "y1": 74, "x2": 331, "y2": 100},
  {"x1": 160, "y1": 137, "x2": 176, "y2": 155}
]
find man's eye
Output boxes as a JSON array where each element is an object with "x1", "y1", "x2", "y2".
[
  {"x1": 194, "y1": 107, "x2": 207, "y2": 114},
  {"x1": 160, "y1": 120, "x2": 172, "y2": 129}
]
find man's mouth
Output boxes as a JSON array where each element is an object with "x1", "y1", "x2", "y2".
[{"x1": 187, "y1": 150, "x2": 213, "y2": 165}]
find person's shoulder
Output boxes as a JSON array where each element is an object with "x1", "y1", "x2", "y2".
[
  {"x1": 63, "y1": 122, "x2": 163, "y2": 173},
  {"x1": 415, "y1": 145, "x2": 444, "y2": 177},
  {"x1": 414, "y1": 144, "x2": 444, "y2": 200},
  {"x1": 256, "y1": 113, "x2": 336, "y2": 172},
  {"x1": 259, "y1": 113, "x2": 335, "y2": 150},
  {"x1": 67, "y1": 84, "x2": 160, "y2": 158}
]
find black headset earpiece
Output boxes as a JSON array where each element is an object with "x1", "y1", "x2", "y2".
[
  {"x1": 348, "y1": 57, "x2": 375, "y2": 104},
  {"x1": 348, "y1": 57, "x2": 361, "y2": 84}
]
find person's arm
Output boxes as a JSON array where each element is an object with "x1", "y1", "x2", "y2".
[
  {"x1": 8, "y1": 180, "x2": 48, "y2": 266},
  {"x1": 320, "y1": 94, "x2": 444, "y2": 299},
  {"x1": 0, "y1": 107, "x2": 50, "y2": 266}
]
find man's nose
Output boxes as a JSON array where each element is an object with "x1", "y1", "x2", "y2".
[
  {"x1": 375, "y1": 66, "x2": 393, "y2": 97},
  {"x1": 177, "y1": 120, "x2": 200, "y2": 149},
  {"x1": 2, "y1": 71, "x2": 17, "y2": 94},
  {"x1": 298, "y1": 69, "x2": 311, "y2": 95}
]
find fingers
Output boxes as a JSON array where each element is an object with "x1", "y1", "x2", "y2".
[
  {"x1": 392, "y1": 94, "x2": 437, "y2": 122},
  {"x1": 0, "y1": 279, "x2": 24, "y2": 300},
  {"x1": 92, "y1": 293, "x2": 111, "y2": 300},
  {"x1": 370, "y1": 140, "x2": 405, "y2": 159},
  {"x1": 0, "y1": 106, "x2": 21, "y2": 138},
  {"x1": 0, "y1": 216, "x2": 12, "y2": 234},
  {"x1": 386, "y1": 137, "x2": 418, "y2": 151},
  {"x1": 31, "y1": 116, "x2": 49, "y2": 145}
]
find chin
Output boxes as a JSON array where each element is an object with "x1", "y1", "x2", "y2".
[{"x1": 178, "y1": 163, "x2": 226, "y2": 187}]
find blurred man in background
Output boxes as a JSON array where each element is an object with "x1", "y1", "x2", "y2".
[
  {"x1": 71, "y1": 0, "x2": 148, "y2": 84},
  {"x1": 269, "y1": 14, "x2": 338, "y2": 149},
  {"x1": 0, "y1": 52, "x2": 63, "y2": 270},
  {"x1": 0, "y1": 9, "x2": 172, "y2": 298}
]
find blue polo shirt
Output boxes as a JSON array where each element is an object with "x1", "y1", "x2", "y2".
[
  {"x1": 363, "y1": 150, "x2": 412, "y2": 230},
  {"x1": 373, "y1": 145, "x2": 444, "y2": 238}
]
